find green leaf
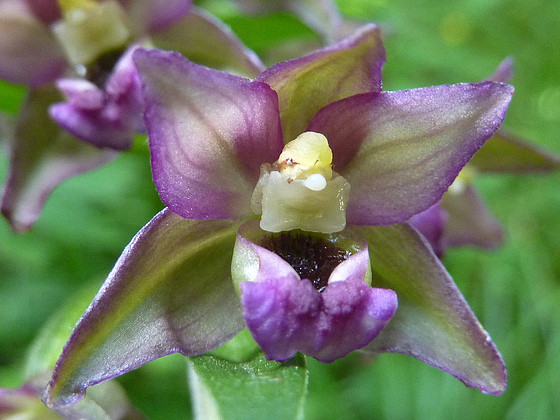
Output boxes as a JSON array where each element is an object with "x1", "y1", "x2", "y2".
[
  {"x1": 0, "y1": 79, "x2": 26, "y2": 114},
  {"x1": 188, "y1": 352, "x2": 308, "y2": 420},
  {"x1": 358, "y1": 223, "x2": 507, "y2": 394},
  {"x1": 208, "y1": 328, "x2": 261, "y2": 363}
]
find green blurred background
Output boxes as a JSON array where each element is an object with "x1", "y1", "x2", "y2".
[{"x1": 1, "y1": 0, "x2": 559, "y2": 418}]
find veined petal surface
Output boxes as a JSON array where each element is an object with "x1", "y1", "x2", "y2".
[
  {"x1": 258, "y1": 23, "x2": 385, "y2": 141},
  {"x1": 309, "y1": 82, "x2": 514, "y2": 225},
  {"x1": 44, "y1": 209, "x2": 244, "y2": 408},
  {"x1": 359, "y1": 223, "x2": 507, "y2": 395},
  {"x1": 134, "y1": 48, "x2": 283, "y2": 220}
]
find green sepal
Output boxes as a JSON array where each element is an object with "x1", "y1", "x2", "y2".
[
  {"x1": 358, "y1": 223, "x2": 507, "y2": 394},
  {"x1": 470, "y1": 130, "x2": 560, "y2": 173}
]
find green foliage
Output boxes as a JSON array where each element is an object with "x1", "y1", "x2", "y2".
[{"x1": 188, "y1": 353, "x2": 307, "y2": 420}]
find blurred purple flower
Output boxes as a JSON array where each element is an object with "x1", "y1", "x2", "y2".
[{"x1": 0, "y1": 0, "x2": 264, "y2": 231}]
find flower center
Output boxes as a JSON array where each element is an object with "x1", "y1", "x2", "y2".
[
  {"x1": 260, "y1": 231, "x2": 352, "y2": 292},
  {"x1": 251, "y1": 132, "x2": 351, "y2": 234},
  {"x1": 84, "y1": 48, "x2": 126, "y2": 87},
  {"x1": 276, "y1": 131, "x2": 333, "y2": 185},
  {"x1": 53, "y1": 0, "x2": 130, "y2": 66}
]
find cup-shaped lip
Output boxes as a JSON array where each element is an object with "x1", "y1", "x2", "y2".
[
  {"x1": 232, "y1": 220, "x2": 372, "y2": 294},
  {"x1": 233, "y1": 221, "x2": 397, "y2": 362}
]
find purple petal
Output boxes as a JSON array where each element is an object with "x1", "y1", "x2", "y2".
[
  {"x1": 470, "y1": 129, "x2": 560, "y2": 173},
  {"x1": 55, "y1": 79, "x2": 105, "y2": 110},
  {"x1": 242, "y1": 276, "x2": 396, "y2": 363},
  {"x1": 0, "y1": 1, "x2": 66, "y2": 86},
  {"x1": 486, "y1": 57, "x2": 513, "y2": 83},
  {"x1": 44, "y1": 209, "x2": 244, "y2": 408},
  {"x1": 441, "y1": 185, "x2": 503, "y2": 249},
  {"x1": 24, "y1": 0, "x2": 61, "y2": 23},
  {"x1": 409, "y1": 203, "x2": 448, "y2": 258},
  {"x1": 134, "y1": 48, "x2": 284, "y2": 220},
  {"x1": 50, "y1": 46, "x2": 144, "y2": 150},
  {"x1": 121, "y1": 0, "x2": 191, "y2": 35},
  {"x1": 359, "y1": 223, "x2": 507, "y2": 394},
  {"x1": 309, "y1": 82, "x2": 514, "y2": 225},
  {"x1": 1, "y1": 87, "x2": 117, "y2": 232},
  {"x1": 258, "y1": 24, "x2": 385, "y2": 142},
  {"x1": 235, "y1": 224, "x2": 397, "y2": 362},
  {"x1": 152, "y1": 6, "x2": 265, "y2": 78}
]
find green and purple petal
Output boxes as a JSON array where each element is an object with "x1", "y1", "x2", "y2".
[
  {"x1": 441, "y1": 185, "x2": 503, "y2": 249},
  {"x1": 152, "y1": 6, "x2": 265, "y2": 78},
  {"x1": 234, "y1": 223, "x2": 397, "y2": 362},
  {"x1": 0, "y1": 0, "x2": 66, "y2": 86},
  {"x1": 134, "y1": 48, "x2": 283, "y2": 220},
  {"x1": 309, "y1": 82, "x2": 514, "y2": 225},
  {"x1": 359, "y1": 224, "x2": 507, "y2": 394},
  {"x1": 44, "y1": 209, "x2": 244, "y2": 408},
  {"x1": 1, "y1": 87, "x2": 116, "y2": 232},
  {"x1": 258, "y1": 23, "x2": 385, "y2": 141}
]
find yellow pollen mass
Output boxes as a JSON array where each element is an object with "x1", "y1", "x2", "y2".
[{"x1": 277, "y1": 132, "x2": 333, "y2": 182}]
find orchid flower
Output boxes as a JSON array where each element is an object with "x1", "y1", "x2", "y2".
[
  {"x1": 410, "y1": 58, "x2": 560, "y2": 256},
  {"x1": 43, "y1": 24, "x2": 514, "y2": 412},
  {"x1": 0, "y1": 0, "x2": 264, "y2": 231}
]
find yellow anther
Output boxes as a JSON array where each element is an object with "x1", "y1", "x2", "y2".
[{"x1": 277, "y1": 132, "x2": 333, "y2": 182}]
